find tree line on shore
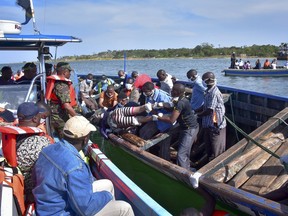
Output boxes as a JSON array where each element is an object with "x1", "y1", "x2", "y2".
[{"x1": 58, "y1": 43, "x2": 282, "y2": 61}]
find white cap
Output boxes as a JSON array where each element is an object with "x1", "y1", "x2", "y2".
[{"x1": 63, "y1": 116, "x2": 96, "y2": 138}]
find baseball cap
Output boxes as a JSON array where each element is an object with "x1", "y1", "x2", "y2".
[
  {"x1": 17, "y1": 102, "x2": 45, "y2": 120},
  {"x1": 56, "y1": 62, "x2": 73, "y2": 71},
  {"x1": 63, "y1": 116, "x2": 97, "y2": 138}
]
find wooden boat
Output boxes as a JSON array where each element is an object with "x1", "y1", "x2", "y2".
[
  {"x1": 222, "y1": 68, "x2": 288, "y2": 77},
  {"x1": 0, "y1": 32, "x2": 170, "y2": 215},
  {"x1": 85, "y1": 75, "x2": 288, "y2": 215}
]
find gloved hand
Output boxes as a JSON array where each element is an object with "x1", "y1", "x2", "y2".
[
  {"x1": 103, "y1": 107, "x2": 108, "y2": 111},
  {"x1": 157, "y1": 113, "x2": 163, "y2": 118},
  {"x1": 189, "y1": 172, "x2": 202, "y2": 188},
  {"x1": 145, "y1": 102, "x2": 153, "y2": 113},
  {"x1": 152, "y1": 115, "x2": 158, "y2": 121},
  {"x1": 153, "y1": 102, "x2": 164, "y2": 109}
]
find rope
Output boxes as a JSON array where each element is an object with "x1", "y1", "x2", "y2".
[{"x1": 225, "y1": 116, "x2": 281, "y2": 159}]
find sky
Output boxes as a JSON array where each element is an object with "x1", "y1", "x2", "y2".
[{"x1": 1, "y1": 0, "x2": 288, "y2": 63}]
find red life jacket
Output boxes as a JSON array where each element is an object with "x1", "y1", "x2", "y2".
[
  {"x1": 0, "y1": 125, "x2": 43, "y2": 167},
  {"x1": 45, "y1": 75, "x2": 77, "y2": 107}
]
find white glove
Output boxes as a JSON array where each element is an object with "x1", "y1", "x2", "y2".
[
  {"x1": 145, "y1": 102, "x2": 152, "y2": 113},
  {"x1": 103, "y1": 107, "x2": 108, "y2": 111},
  {"x1": 152, "y1": 115, "x2": 158, "y2": 121},
  {"x1": 158, "y1": 113, "x2": 163, "y2": 118},
  {"x1": 189, "y1": 172, "x2": 202, "y2": 189},
  {"x1": 153, "y1": 102, "x2": 164, "y2": 109}
]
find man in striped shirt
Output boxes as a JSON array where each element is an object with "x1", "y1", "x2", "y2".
[{"x1": 197, "y1": 72, "x2": 226, "y2": 162}]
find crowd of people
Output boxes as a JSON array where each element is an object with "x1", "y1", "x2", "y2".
[{"x1": 0, "y1": 61, "x2": 229, "y2": 215}]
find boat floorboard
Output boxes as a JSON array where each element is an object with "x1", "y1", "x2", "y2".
[{"x1": 210, "y1": 124, "x2": 288, "y2": 197}]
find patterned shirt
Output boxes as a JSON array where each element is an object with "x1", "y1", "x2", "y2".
[
  {"x1": 202, "y1": 85, "x2": 226, "y2": 129},
  {"x1": 16, "y1": 135, "x2": 50, "y2": 202}
]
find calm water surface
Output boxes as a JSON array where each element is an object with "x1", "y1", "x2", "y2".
[{"x1": 3, "y1": 58, "x2": 288, "y2": 97}]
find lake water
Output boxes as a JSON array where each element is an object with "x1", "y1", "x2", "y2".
[{"x1": 3, "y1": 58, "x2": 288, "y2": 97}]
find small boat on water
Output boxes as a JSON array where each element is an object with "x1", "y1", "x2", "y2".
[
  {"x1": 277, "y1": 43, "x2": 288, "y2": 60},
  {"x1": 83, "y1": 75, "x2": 288, "y2": 215},
  {"x1": 222, "y1": 68, "x2": 288, "y2": 77},
  {"x1": 0, "y1": 25, "x2": 170, "y2": 216}
]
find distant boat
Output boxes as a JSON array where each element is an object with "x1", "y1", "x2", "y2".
[
  {"x1": 222, "y1": 68, "x2": 288, "y2": 77},
  {"x1": 277, "y1": 43, "x2": 288, "y2": 60}
]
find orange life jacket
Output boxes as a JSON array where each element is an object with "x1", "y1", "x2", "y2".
[
  {"x1": 0, "y1": 125, "x2": 43, "y2": 167},
  {"x1": 45, "y1": 75, "x2": 77, "y2": 107}
]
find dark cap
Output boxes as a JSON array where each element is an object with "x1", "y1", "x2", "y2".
[
  {"x1": 22, "y1": 62, "x2": 36, "y2": 71},
  {"x1": 17, "y1": 102, "x2": 45, "y2": 120},
  {"x1": 56, "y1": 62, "x2": 73, "y2": 71}
]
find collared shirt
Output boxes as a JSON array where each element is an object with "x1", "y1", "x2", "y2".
[
  {"x1": 190, "y1": 76, "x2": 206, "y2": 110},
  {"x1": 145, "y1": 88, "x2": 172, "y2": 132},
  {"x1": 33, "y1": 140, "x2": 113, "y2": 216},
  {"x1": 202, "y1": 85, "x2": 226, "y2": 129},
  {"x1": 79, "y1": 79, "x2": 93, "y2": 98}
]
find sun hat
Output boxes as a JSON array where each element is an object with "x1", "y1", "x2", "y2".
[{"x1": 63, "y1": 115, "x2": 97, "y2": 138}]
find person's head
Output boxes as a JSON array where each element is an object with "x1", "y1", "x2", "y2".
[
  {"x1": 118, "y1": 70, "x2": 126, "y2": 79},
  {"x1": 131, "y1": 71, "x2": 139, "y2": 80},
  {"x1": 22, "y1": 62, "x2": 37, "y2": 80},
  {"x1": 86, "y1": 73, "x2": 93, "y2": 85},
  {"x1": 142, "y1": 81, "x2": 155, "y2": 97},
  {"x1": 63, "y1": 115, "x2": 97, "y2": 150},
  {"x1": 125, "y1": 77, "x2": 134, "y2": 90},
  {"x1": 186, "y1": 69, "x2": 198, "y2": 81},
  {"x1": 17, "y1": 102, "x2": 44, "y2": 126},
  {"x1": 16, "y1": 69, "x2": 22, "y2": 75},
  {"x1": 171, "y1": 83, "x2": 185, "y2": 98},
  {"x1": 45, "y1": 63, "x2": 53, "y2": 76},
  {"x1": 101, "y1": 75, "x2": 108, "y2": 83},
  {"x1": 56, "y1": 62, "x2": 73, "y2": 79},
  {"x1": 1, "y1": 66, "x2": 13, "y2": 81},
  {"x1": 156, "y1": 69, "x2": 167, "y2": 81},
  {"x1": 202, "y1": 72, "x2": 216, "y2": 88},
  {"x1": 105, "y1": 85, "x2": 115, "y2": 98},
  {"x1": 36, "y1": 101, "x2": 51, "y2": 119},
  {"x1": 117, "y1": 92, "x2": 129, "y2": 107}
]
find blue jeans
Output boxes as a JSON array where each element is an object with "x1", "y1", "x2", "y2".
[{"x1": 177, "y1": 125, "x2": 199, "y2": 170}]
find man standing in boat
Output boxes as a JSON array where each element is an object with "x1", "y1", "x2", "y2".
[
  {"x1": 197, "y1": 72, "x2": 226, "y2": 162},
  {"x1": 155, "y1": 83, "x2": 199, "y2": 170},
  {"x1": 45, "y1": 62, "x2": 79, "y2": 138}
]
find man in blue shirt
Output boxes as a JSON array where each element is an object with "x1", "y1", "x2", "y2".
[
  {"x1": 186, "y1": 69, "x2": 206, "y2": 112},
  {"x1": 33, "y1": 115, "x2": 134, "y2": 216},
  {"x1": 139, "y1": 81, "x2": 172, "y2": 139}
]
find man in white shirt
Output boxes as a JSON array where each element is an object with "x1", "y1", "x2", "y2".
[{"x1": 156, "y1": 69, "x2": 173, "y2": 94}]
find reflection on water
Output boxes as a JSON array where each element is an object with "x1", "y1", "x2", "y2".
[{"x1": 2, "y1": 58, "x2": 288, "y2": 97}]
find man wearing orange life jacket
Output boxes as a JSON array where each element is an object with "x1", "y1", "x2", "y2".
[{"x1": 45, "y1": 62, "x2": 80, "y2": 138}]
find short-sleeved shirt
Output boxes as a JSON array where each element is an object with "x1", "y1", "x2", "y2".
[
  {"x1": 99, "y1": 91, "x2": 118, "y2": 108},
  {"x1": 202, "y1": 85, "x2": 226, "y2": 129},
  {"x1": 174, "y1": 97, "x2": 198, "y2": 130},
  {"x1": 50, "y1": 81, "x2": 71, "y2": 123},
  {"x1": 16, "y1": 135, "x2": 50, "y2": 201}
]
